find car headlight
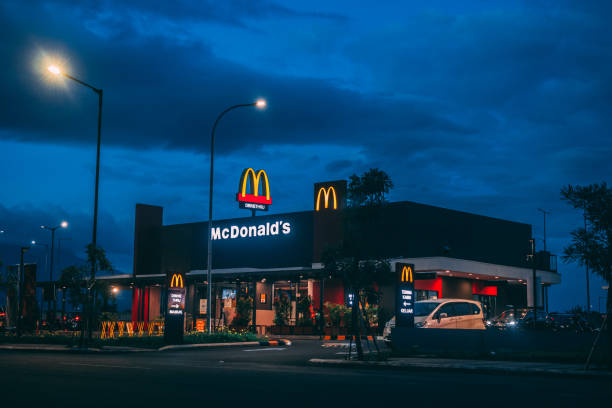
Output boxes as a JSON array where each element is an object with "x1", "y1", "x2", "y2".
[
  {"x1": 486, "y1": 320, "x2": 492, "y2": 326},
  {"x1": 415, "y1": 321, "x2": 427, "y2": 328},
  {"x1": 507, "y1": 320, "x2": 517, "y2": 326}
]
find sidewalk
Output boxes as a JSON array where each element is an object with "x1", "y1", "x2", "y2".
[
  {"x1": 308, "y1": 357, "x2": 612, "y2": 378},
  {"x1": 0, "y1": 339, "x2": 292, "y2": 353}
]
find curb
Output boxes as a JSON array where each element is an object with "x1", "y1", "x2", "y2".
[
  {"x1": 258, "y1": 339, "x2": 293, "y2": 347},
  {"x1": 323, "y1": 335, "x2": 374, "y2": 341},
  {"x1": 307, "y1": 358, "x2": 612, "y2": 379}
]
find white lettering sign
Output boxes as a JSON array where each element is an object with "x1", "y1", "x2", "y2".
[{"x1": 211, "y1": 221, "x2": 291, "y2": 240}]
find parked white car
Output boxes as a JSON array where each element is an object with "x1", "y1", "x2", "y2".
[{"x1": 383, "y1": 299, "x2": 486, "y2": 340}]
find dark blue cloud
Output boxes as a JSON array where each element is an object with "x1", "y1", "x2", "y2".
[{"x1": 0, "y1": 0, "x2": 610, "y2": 311}]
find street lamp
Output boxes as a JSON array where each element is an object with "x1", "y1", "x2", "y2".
[
  {"x1": 47, "y1": 63, "x2": 103, "y2": 341},
  {"x1": 206, "y1": 99, "x2": 266, "y2": 333},
  {"x1": 41, "y1": 221, "x2": 68, "y2": 320}
]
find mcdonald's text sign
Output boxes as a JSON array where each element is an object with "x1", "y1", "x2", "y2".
[
  {"x1": 395, "y1": 263, "x2": 415, "y2": 328},
  {"x1": 236, "y1": 168, "x2": 271, "y2": 211}
]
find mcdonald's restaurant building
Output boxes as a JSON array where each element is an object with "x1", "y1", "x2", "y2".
[{"x1": 108, "y1": 173, "x2": 560, "y2": 332}]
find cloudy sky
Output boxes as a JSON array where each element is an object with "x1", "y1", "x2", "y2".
[{"x1": 0, "y1": 0, "x2": 610, "y2": 312}]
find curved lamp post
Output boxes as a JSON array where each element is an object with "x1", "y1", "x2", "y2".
[
  {"x1": 48, "y1": 64, "x2": 103, "y2": 341},
  {"x1": 206, "y1": 99, "x2": 266, "y2": 333}
]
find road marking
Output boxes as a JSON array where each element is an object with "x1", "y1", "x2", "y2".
[
  {"x1": 242, "y1": 347, "x2": 287, "y2": 352},
  {"x1": 60, "y1": 362, "x2": 152, "y2": 370}
]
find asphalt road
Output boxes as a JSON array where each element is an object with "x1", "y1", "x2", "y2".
[{"x1": 0, "y1": 339, "x2": 610, "y2": 407}]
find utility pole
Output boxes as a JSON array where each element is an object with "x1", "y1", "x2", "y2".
[
  {"x1": 17, "y1": 246, "x2": 30, "y2": 337},
  {"x1": 584, "y1": 212, "x2": 591, "y2": 313},
  {"x1": 529, "y1": 238, "x2": 537, "y2": 329},
  {"x1": 537, "y1": 208, "x2": 550, "y2": 252}
]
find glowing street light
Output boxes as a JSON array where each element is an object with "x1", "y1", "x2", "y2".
[
  {"x1": 42, "y1": 58, "x2": 104, "y2": 341},
  {"x1": 41, "y1": 221, "x2": 69, "y2": 321},
  {"x1": 48, "y1": 65, "x2": 61, "y2": 75},
  {"x1": 205, "y1": 99, "x2": 267, "y2": 334}
]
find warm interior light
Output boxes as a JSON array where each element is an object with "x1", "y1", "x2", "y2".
[
  {"x1": 61, "y1": 221, "x2": 68, "y2": 228},
  {"x1": 112, "y1": 287, "x2": 119, "y2": 294},
  {"x1": 48, "y1": 65, "x2": 61, "y2": 75},
  {"x1": 31, "y1": 240, "x2": 36, "y2": 245},
  {"x1": 255, "y1": 99, "x2": 267, "y2": 108}
]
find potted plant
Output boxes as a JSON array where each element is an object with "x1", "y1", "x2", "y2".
[
  {"x1": 273, "y1": 295, "x2": 290, "y2": 334},
  {"x1": 230, "y1": 295, "x2": 253, "y2": 331}
]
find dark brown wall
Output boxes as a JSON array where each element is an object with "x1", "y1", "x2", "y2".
[
  {"x1": 133, "y1": 204, "x2": 163, "y2": 276},
  {"x1": 441, "y1": 277, "x2": 473, "y2": 299}
]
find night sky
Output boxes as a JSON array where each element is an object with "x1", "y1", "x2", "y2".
[{"x1": 0, "y1": 1, "x2": 610, "y2": 312}]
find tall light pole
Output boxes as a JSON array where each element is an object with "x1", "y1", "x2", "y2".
[
  {"x1": 48, "y1": 64, "x2": 102, "y2": 342},
  {"x1": 206, "y1": 99, "x2": 266, "y2": 333},
  {"x1": 40, "y1": 221, "x2": 68, "y2": 322}
]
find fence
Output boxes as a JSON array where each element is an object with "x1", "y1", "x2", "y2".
[{"x1": 99, "y1": 321, "x2": 164, "y2": 339}]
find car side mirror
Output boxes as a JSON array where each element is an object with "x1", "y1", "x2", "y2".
[{"x1": 439, "y1": 312, "x2": 448, "y2": 320}]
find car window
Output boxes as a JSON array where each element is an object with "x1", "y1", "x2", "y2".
[
  {"x1": 470, "y1": 303, "x2": 481, "y2": 315},
  {"x1": 454, "y1": 302, "x2": 472, "y2": 316},
  {"x1": 437, "y1": 303, "x2": 457, "y2": 317}
]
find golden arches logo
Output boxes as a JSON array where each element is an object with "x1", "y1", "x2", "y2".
[
  {"x1": 401, "y1": 265, "x2": 413, "y2": 283},
  {"x1": 170, "y1": 274, "x2": 183, "y2": 288},
  {"x1": 315, "y1": 186, "x2": 337, "y2": 211},
  {"x1": 240, "y1": 168, "x2": 270, "y2": 200}
]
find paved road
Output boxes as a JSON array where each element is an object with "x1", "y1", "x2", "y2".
[{"x1": 0, "y1": 339, "x2": 610, "y2": 406}]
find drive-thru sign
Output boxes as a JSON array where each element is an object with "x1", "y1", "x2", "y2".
[
  {"x1": 395, "y1": 263, "x2": 415, "y2": 328},
  {"x1": 165, "y1": 271, "x2": 186, "y2": 343}
]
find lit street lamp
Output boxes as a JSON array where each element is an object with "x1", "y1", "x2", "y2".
[
  {"x1": 206, "y1": 99, "x2": 266, "y2": 333},
  {"x1": 41, "y1": 221, "x2": 68, "y2": 321},
  {"x1": 47, "y1": 63, "x2": 103, "y2": 341}
]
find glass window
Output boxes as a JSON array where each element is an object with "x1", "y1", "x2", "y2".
[
  {"x1": 454, "y1": 302, "x2": 472, "y2": 316},
  {"x1": 437, "y1": 303, "x2": 457, "y2": 317}
]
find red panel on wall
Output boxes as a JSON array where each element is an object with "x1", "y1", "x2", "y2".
[
  {"x1": 323, "y1": 279, "x2": 344, "y2": 305},
  {"x1": 131, "y1": 288, "x2": 139, "y2": 322},
  {"x1": 415, "y1": 277, "x2": 442, "y2": 294},
  {"x1": 473, "y1": 281, "x2": 498, "y2": 296}
]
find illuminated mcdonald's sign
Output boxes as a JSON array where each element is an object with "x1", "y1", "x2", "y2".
[
  {"x1": 400, "y1": 265, "x2": 414, "y2": 283},
  {"x1": 236, "y1": 168, "x2": 271, "y2": 211},
  {"x1": 170, "y1": 273, "x2": 184, "y2": 288},
  {"x1": 315, "y1": 186, "x2": 337, "y2": 211}
]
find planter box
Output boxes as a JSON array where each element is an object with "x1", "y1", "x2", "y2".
[
  {"x1": 270, "y1": 326, "x2": 282, "y2": 335},
  {"x1": 324, "y1": 327, "x2": 332, "y2": 336},
  {"x1": 280, "y1": 326, "x2": 291, "y2": 335},
  {"x1": 301, "y1": 326, "x2": 314, "y2": 335}
]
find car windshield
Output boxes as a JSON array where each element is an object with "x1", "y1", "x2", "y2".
[{"x1": 414, "y1": 302, "x2": 440, "y2": 317}]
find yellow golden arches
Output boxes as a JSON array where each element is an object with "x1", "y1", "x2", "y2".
[
  {"x1": 240, "y1": 168, "x2": 270, "y2": 199},
  {"x1": 401, "y1": 265, "x2": 413, "y2": 283},
  {"x1": 170, "y1": 273, "x2": 183, "y2": 288},
  {"x1": 315, "y1": 186, "x2": 337, "y2": 211}
]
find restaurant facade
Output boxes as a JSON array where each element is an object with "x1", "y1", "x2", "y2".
[{"x1": 103, "y1": 170, "x2": 561, "y2": 333}]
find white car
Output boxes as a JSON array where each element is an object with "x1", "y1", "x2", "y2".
[{"x1": 383, "y1": 299, "x2": 486, "y2": 339}]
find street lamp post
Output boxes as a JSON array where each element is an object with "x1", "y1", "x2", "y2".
[
  {"x1": 41, "y1": 221, "x2": 68, "y2": 322},
  {"x1": 206, "y1": 99, "x2": 266, "y2": 333},
  {"x1": 48, "y1": 65, "x2": 103, "y2": 342}
]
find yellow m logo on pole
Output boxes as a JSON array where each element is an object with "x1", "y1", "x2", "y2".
[
  {"x1": 240, "y1": 168, "x2": 270, "y2": 200},
  {"x1": 315, "y1": 186, "x2": 337, "y2": 211},
  {"x1": 170, "y1": 274, "x2": 183, "y2": 288},
  {"x1": 401, "y1": 266, "x2": 413, "y2": 283}
]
